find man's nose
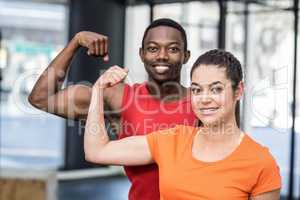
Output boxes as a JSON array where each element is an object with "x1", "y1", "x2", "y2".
[{"x1": 157, "y1": 48, "x2": 169, "y2": 60}]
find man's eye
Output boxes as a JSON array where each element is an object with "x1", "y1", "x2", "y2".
[
  {"x1": 211, "y1": 87, "x2": 223, "y2": 94},
  {"x1": 168, "y1": 47, "x2": 179, "y2": 53},
  {"x1": 147, "y1": 47, "x2": 158, "y2": 52},
  {"x1": 191, "y1": 88, "x2": 202, "y2": 95}
]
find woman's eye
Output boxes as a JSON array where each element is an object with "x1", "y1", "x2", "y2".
[
  {"x1": 211, "y1": 87, "x2": 223, "y2": 94},
  {"x1": 191, "y1": 88, "x2": 202, "y2": 95}
]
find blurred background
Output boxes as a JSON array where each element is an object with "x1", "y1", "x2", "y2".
[{"x1": 0, "y1": 0, "x2": 299, "y2": 199}]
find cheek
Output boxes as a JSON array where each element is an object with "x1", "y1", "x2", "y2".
[
  {"x1": 217, "y1": 94, "x2": 227, "y2": 106},
  {"x1": 191, "y1": 96, "x2": 201, "y2": 112},
  {"x1": 170, "y1": 53, "x2": 184, "y2": 62},
  {"x1": 191, "y1": 95, "x2": 200, "y2": 106},
  {"x1": 222, "y1": 94, "x2": 236, "y2": 110},
  {"x1": 143, "y1": 56, "x2": 152, "y2": 63},
  {"x1": 218, "y1": 89, "x2": 234, "y2": 106},
  {"x1": 143, "y1": 53, "x2": 156, "y2": 61}
]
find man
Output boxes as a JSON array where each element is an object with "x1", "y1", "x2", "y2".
[{"x1": 28, "y1": 18, "x2": 197, "y2": 200}]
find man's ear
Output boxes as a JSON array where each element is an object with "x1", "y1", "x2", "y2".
[
  {"x1": 139, "y1": 47, "x2": 145, "y2": 62},
  {"x1": 183, "y1": 50, "x2": 190, "y2": 64}
]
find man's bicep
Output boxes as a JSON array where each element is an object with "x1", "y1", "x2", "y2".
[
  {"x1": 46, "y1": 83, "x2": 124, "y2": 119},
  {"x1": 47, "y1": 84, "x2": 92, "y2": 119}
]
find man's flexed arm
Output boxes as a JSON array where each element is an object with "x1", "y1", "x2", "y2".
[{"x1": 28, "y1": 31, "x2": 110, "y2": 119}]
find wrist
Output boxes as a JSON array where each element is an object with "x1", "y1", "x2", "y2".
[
  {"x1": 69, "y1": 33, "x2": 81, "y2": 49},
  {"x1": 92, "y1": 85, "x2": 106, "y2": 92}
]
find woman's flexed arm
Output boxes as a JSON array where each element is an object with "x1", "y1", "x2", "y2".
[{"x1": 84, "y1": 67, "x2": 154, "y2": 166}]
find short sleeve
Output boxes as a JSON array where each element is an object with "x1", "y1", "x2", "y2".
[
  {"x1": 146, "y1": 127, "x2": 178, "y2": 164},
  {"x1": 146, "y1": 132, "x2": 158, "y2": 162},
  {"x1": 251, "y1": 150, "x2": 281, "y2": 196}
]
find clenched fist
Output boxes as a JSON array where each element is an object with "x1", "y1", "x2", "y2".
[
  {"x1": 94, "y1": 65, "x2": 129, "y2": 89},
  {"x1": 75, "y1": 31, "x2": 109, "y2": 61}
]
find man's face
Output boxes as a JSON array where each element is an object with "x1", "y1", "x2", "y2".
[{"x1": 140, "y1": 26, "x2": 190, "y2": 83}]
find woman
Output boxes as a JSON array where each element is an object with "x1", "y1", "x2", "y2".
[{"x1": 84, "y1": 49, "x2": 281, "y2": 200}]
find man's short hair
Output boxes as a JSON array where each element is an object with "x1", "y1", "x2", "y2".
[{"x1": 141, "y1": 18, "x2": 188, "y2": 51}]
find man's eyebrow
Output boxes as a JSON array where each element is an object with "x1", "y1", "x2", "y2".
[
  {"x1": 146, "y1": 41, "x2": 181, "y2": 46},
  {"x1": 191, "y1": 81, "x2": 224, "y2": 87},
  {"x1": 168, "y1": 42, "x2": 181, "y2": 45}
]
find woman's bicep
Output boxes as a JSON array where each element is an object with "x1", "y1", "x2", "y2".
[
  {"x1": 250, "y1": 189, "x2": 280, "y2": 200},
  {"x1": 89, "y1": 136, "x2": 154, "y2": 166}
]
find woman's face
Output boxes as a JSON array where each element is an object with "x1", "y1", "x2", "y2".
[{"x1": 191, "y1": 65, "x2": 242, "y2": 126}]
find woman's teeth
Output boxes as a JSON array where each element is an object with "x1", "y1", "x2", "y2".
[{"x1": 200, "y1": 108, "x2": 218, "y2": 114}]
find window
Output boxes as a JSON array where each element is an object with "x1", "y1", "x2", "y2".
[{"x1": 0, "y1": 1, "x2": 68, "y2": 169}]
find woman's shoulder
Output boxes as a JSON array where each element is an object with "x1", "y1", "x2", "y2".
[
  {"x1": 151, "y1": 125, "x2": 197, "y2": 145},
  {"x1": 155, "y1": 125, "x2": 196, "y2": 137},
  {"x1": 242, "y1": 134, "x2": 278, "y2": 165}
]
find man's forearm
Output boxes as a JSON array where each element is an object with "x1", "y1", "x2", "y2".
[{"x1": 28, "y1": 35, "x2": 80, "y2": 109}]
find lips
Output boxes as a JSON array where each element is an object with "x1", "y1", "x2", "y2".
[{"x1": 152, "y1": 64, "x2": 171, "y2": 74}]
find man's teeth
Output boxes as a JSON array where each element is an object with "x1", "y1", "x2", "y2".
[{"x1": 154, "y1": 66, "x2": 169, "y2": 73}]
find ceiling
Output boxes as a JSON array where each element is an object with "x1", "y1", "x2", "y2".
[{"x1": 0, "y1": 0, "x2": 296, "y2": 9}]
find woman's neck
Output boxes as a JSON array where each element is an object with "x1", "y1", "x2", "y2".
[
  {"x1": 198, "y1": 120, "x2": 241, "y2": 144},
  {"x1": 192, "y1": 120, "x2": 244, "y2": 163}
]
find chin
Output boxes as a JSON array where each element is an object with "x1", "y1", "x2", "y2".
[
  {"x1": 152, "y1": 75, "x2": 179, "y2": 83},
  {"x1": 198, "y1": 115, "x2": 223, "y2": 127}
]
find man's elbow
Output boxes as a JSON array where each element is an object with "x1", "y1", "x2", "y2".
[{"x1": 28, "y1": 93, "x2": 47, "y2": 110}]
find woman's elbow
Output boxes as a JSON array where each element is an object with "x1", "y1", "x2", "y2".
[
  {"x1": 84, "y1": 153, "x2": 97, "y2": 163},
  {"x1": 84, "y1": 150, "x2": 97, "y2": 163},
  {"x1": 84, "y1": 154, "x2": 95, "y2": 163},
  {"x1": 84, "y1": 149, "x2": 105, "y2": 164}
]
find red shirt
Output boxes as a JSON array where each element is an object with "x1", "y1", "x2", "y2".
[{"x1": 119, "y1": 83, "x2": 197, "y2": 200}]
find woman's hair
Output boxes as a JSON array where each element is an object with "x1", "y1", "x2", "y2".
[
  {"x1": 190, "y1": 49, "x2": 243, "y2": 127},
  {"x1": 190, "y1": 49, "x2": 243, "y2": 90}
]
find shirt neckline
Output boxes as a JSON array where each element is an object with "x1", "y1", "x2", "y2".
[
  {"x1": 189, "y1": 127, "x2": 248, "y2": 165},
  {"x1": 141, "y1": 82, "x2": 190, "y2": 104}
]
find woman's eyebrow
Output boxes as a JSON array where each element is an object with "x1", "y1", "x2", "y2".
[
  {"x1": 191, "y1": 82, "x2": 200, "y2": 87},
  {"x1": 209, "y1": 81, "x2": 225, "y2": 87},
  {"x1": 191, "y1": 81, "x2": 224, "y2": 87}
]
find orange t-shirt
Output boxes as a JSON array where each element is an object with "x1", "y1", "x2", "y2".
[{"x1": 146, "y1": 125, "x2": 281, "y2": 200}]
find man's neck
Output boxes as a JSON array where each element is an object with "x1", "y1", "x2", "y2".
[{"x1": 146, "y1": 79, "x2": 188, "y2": 101}]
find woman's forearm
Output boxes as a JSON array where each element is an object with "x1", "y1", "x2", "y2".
[
  {"x1": 83, "y1": 67, "x2": 153, "y2": 166},
  {"x1": 84, "y1": 87, "x2": 109, "y2": 162}
]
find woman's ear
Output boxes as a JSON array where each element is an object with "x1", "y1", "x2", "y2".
[{"x1": 235, "y1": 81, "x2": 244, "y2": 100}]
